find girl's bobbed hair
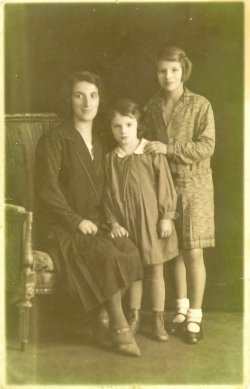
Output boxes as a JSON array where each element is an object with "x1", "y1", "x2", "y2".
[
  {"x1": 108, "y1": 98, "x2": 144, "y2": 138},
  {"x1": 60, "y1": 70, "x2": 105, "y2": 118},
  {"x1": 157, "y1": 46, "x2": 192, "y2": 82}
]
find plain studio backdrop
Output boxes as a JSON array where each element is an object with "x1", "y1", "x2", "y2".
[{"x1": 5, "y1": 2, "x2": 243, "y2": 313}]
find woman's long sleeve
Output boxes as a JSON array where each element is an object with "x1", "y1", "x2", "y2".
[
  {"x1": 103, "y1": 160, "x2": 118, "y2": 225},
  {"x1": 36, "y1": 135, "x2": 82, "y2": 232},
  {"x1": 166, "y1": 102, "x2": 215, "y2": 164}
]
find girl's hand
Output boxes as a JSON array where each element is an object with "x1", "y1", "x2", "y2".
[
  {"x1": 78, "y1": 219, "x2": 98, "y2": 235},
  {"x1": 110, "y1": 223, "x2": 129, "y2": 238},
  {"x1": 158, "y1": 219, "x2": 172, "y2": 238},
  {"x1": 144, "y1": 141, "x2": 167, "y2": 155}
]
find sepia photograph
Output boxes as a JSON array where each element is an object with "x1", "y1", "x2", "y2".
[{"x1": 1, "y1": 0, "x2": 248, "y2": 387}]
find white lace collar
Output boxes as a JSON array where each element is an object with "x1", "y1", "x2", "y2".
[{"x1": 114, "y1": 138, "x2": 149, "y2": 158}]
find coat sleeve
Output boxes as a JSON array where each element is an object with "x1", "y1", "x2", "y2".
[
  {"x1": 35, "y1": 134, "x2": 83, "y2": 232},
  {"x1": 152, "y1": 154, "x2": 177, "y2": 219},
  {"x1": 167, "y1": 101, "x2": 215, "y2": 164},
  {"x1": 103, "y1": 156, "x2": 119, "y2": 225}
]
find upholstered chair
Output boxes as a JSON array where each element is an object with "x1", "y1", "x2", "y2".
[{"x1": 5, "y1": 114, "x2": 60, "y2": 350}]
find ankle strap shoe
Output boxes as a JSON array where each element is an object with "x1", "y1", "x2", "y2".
[{"x1": 185, "y1": 321, "x2": 203, "y2": 344}]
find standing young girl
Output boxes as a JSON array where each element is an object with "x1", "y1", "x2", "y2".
[
  {"x1": 144, "y1": 46, "x2": 215, "y2": 344},
  {"x1": 104, "y1": 99, "x2": 178, "y2": 342}
]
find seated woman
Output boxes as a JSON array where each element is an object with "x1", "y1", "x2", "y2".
[{"x1": 34, "y1": 70, "x2": 143, "y2": 357}]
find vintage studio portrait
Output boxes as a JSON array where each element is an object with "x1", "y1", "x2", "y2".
[{"x1": 3, "y1": 1, "x2": 245, "y2": 387}]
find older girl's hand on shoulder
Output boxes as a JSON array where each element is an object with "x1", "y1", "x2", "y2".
[
  {"x1": 78, "y1": 219, "x2": 98, "y2": 235},
  {"x1": 144, "y1": 141, "x2": 167, "y2": 155},
  {"x1": 111, "y1": 222, "x2": 129, "y2": 238},
  {"x1": 158, "y1": 219, "x2": 172, "y2": 238}
]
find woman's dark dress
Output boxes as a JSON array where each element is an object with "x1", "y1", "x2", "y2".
[{"x1": 35, "y1": 121, "x2": 143, "y2": 311}]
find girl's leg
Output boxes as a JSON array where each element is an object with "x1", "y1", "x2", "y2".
[
  {"x1": 168, "y1": 252, "x2": 189, "y2": 324},
  {"x1": 183, "y1": 248, "x2": 206, "y2": 308},
  {"x1": 168, "y1": 252, "x2": 187, "y2": 298},
  {"x1": 148, "y1": 263, "x2": 168, "y2": 342},
  {"x1": 183, "y1": 248, "x2": 205, "y2": 337},
  {"x1": 149, "y1": 263, "x2": 165, "y2": 311},
  {"x1": 127, "y1": 280, "x2": 143, "y2": 335}
]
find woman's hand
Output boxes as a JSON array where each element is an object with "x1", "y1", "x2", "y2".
[
  {"x1": 78, "y1": 219, "x2": 98, "y2": 235},
  {"x1": 110, "y1": 223, "x2": 129, "y2": 238},
  {"x1": 158, "y1": 219, "x2": 172, "y2": 238},
  {"x1": 144, "y1": 141, "x2": 167, "y2": 155}
]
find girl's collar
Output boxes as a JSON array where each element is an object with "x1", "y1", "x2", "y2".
[{"x1": 114, "y1": 138, "x2": 149, "y2": 158}]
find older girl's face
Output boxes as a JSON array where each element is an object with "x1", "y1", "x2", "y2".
[
  {"x1": 157, "y1": 60, "x2": 183, "y2": 93},
  {"x1": 72, "y1": 81, "x2": 100, "y2": 123}
]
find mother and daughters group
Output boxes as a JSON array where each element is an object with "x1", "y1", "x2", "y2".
[{"x1": 35, "y1": 46, "x2": 215, "y2": 357}]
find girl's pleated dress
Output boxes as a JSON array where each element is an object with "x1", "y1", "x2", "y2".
[{"x1": 104, "y1": 138, "x2": 179, "y2": 265}]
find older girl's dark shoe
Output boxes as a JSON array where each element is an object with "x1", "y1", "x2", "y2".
[
  {"x1": 185, "y1": 321, "x2": 203, "y2": 344},
  {"x1": 127, "y1": 309, "x2": 141, "y2": 335},
  {"x1": 168, "y1": 312, "x2": 186, "y2": 335}
]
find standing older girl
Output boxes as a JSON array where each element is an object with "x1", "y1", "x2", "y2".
[{"x1": 144, "y1": 46, "x2": 215, "y2": 343}]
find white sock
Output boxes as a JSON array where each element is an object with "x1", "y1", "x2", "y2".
[
  {"x1": 173, "y1": 298, "x2": 190, "y2": 323},
  {"x1": 187, "y1": 308, "x2": 202, "y2": 332}
]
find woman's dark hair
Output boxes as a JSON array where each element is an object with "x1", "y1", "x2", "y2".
[
  {"x1": 108, "y1": 98, "x2": 144, "y2": 138},
  {"x1": 157, "y1": 46, "x2": 192, "y2": 82},
  {"x1": 60, "y1": 70, "x2": 105, "y2": 118}
]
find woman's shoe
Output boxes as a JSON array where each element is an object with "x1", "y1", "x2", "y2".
[
  {"x1": 185, "y1": 321, "x2": 203, "y2": 344},
  {"x1": 168, "y1": 312, "x2": 186, "y2": 335},
  {"x1": 127, "y1": 309, "x2": 141, "y2": 335},
  {"x1": 92, "y1": 318, "x2": 110, "y2": 347},
  {"x1": 109, "y1": 327, "x2": 141, "y2": 357},
  {"x1": 151, "y1": 311, "x2": 168, "y2": 342}
]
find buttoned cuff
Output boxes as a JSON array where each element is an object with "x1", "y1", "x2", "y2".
[
  {"x1": 166, "y1": 143, "x2": 175, "y2": 156},
  {"x1": 161, "y1": 211, "x2": 176, "y2": 219}
]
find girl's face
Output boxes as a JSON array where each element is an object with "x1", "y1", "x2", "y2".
[
  {"x1": 72, "y1": 81, "x2": 100, "y2": 122},
  {"x1": 111, "y1": 112, "x2": 138, "y2": 146},
  {"x1": 157, "y1": 60, "x2": 183, "y2": 92}
]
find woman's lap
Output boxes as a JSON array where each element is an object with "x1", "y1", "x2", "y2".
[{"x1": 48, "y1": 228, "x2": 143, "y2": 311}]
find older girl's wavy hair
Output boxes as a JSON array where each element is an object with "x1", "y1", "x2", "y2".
[
  {"x1": 108, "y1": 98, "x2": 144, "y2": 138},
  {"x1": 60, "y1": 70, "x2": 105, "y2": 118},
  {"x1": 157, "y1": 46, "x2": 192, "y2": 82}
]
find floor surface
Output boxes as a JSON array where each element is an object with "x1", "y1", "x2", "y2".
[{"x1": 4, "y1": 298, "x2": 244, "y2": 386}]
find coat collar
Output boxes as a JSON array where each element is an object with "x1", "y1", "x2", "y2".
[
  {"x1": 58, "y1": 120, "x2": 102, "y2": 168},
  {"x1": 114, "y1": 138, "x2": 149, "y2": 158},
  {"x1": 58, "y1": 120, "x2": 103, "y2": 200},
  {"x1": 58, "y1": 119, "x2": 77, "y2": 141},
  {"x1": 149, "y1": 87, "x2": 195, "y2": 111}
]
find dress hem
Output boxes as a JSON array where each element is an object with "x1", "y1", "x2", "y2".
[{"x1": 181, "y1": 237, "x2": 215, "y2": 249}]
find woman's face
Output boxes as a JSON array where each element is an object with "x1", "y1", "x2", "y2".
[
  {"x1": 72, "y1": 81, "x2": 100, "y2": 123},
  {"x1": 157, "y1": 60, "x2": 183, "y2": 93},
  {"x1": 111, "y1": 112, "x2": 138, "y2": 146}
]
